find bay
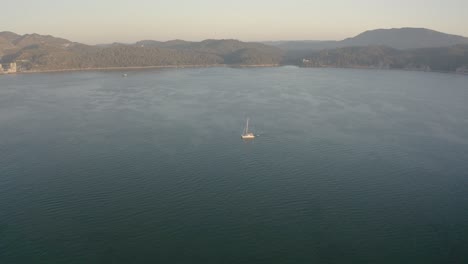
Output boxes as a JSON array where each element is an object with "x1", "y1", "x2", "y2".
[{"x1": 1, "y1": 67, "x2": 468, "y2": 263}]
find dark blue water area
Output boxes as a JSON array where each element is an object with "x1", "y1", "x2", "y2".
[{"x1": 1, "y1": 67, "x2": 468, "y2": 263}]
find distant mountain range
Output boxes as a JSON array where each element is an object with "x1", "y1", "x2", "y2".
[
  {"x1": 1, "y1": 28, "x2": 468, "y2": 73},
  {"x1": 265, "y1": 28, "x2": 468, "y2": 50}
]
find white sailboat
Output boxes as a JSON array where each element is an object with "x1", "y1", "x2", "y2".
[{"x1": 241, "y1": 118, "x2": 255, "y2": 139}]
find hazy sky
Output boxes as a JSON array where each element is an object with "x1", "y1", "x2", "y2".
[{"x1": 2, "y1": 0, "x2": 467, "y2": 44}]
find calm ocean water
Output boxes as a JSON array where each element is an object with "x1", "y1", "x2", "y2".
[{"x1": 1, "y1": 67, "x2": 468, "y2": 263}]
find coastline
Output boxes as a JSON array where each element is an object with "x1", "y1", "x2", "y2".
[
  {"x1": 17, "y1": 64, "x2": 226, "y2": 74},
  {"x1": 2, "y1": 63, "x2": 466, "y2": 76},
  {"x1": 11, "y1": 63, "x2": 280, "y2": 74},
  {"x1": 300, "y1": 65, "x2": 468, "y2": 75}
]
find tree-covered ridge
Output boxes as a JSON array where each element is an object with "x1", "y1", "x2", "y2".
[
  {"x1": 7, "y1": 45, "x2": 225, "y2": 70},
  {"x1": 0, "y1": 32, "x2": 283, "y2": 71},
  {"x1": 299, "y1": 45, "x2": 468, "y2": 72},
  {"x1": 1, "y1": 30, "x2": 468, "y2": 73}
]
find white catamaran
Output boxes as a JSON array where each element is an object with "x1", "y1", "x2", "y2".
[{"x1": 241, "y1": 118, "x2": 255, "y2": 139}]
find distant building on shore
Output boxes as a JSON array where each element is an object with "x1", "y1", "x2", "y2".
[{"x1": 1, "y1": 62, "x2": 17, "y2": 73}]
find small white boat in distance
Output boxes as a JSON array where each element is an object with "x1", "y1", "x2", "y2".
[{"x1": 241, "y1": 118, "x2": 255, "y2": 139}]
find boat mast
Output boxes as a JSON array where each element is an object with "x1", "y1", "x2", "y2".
[{"x1": 246, "y1": 118, "x2": 249, "y2": 134}]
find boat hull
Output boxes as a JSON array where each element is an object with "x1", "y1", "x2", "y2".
[{"x1": 241, "y1": 134, "x2": 255, "y2": 139}]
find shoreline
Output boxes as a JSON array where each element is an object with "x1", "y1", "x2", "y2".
[
  {"x1": 7, "y1": 64, "x2": 280, "y2": 75},
  {"x1": 300, "y1": 65, "x2": 468, "y2": 75},
  {"x1": 2, "y1": 64, "x2": 466, "y2": 76},
  {"x1": 15, "y1": 64, "x2": 226, "y2": 74}
]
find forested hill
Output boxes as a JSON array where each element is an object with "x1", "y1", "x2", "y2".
[
  {"x1": 297, "y1": 45, "x2": 468, "y2": 73},
  {"x1": 0, "y1": 32, "x2": 283, "y2": 71},
  {"x1": 1, "y1": 29, "x2": 468, "y2": 73}
]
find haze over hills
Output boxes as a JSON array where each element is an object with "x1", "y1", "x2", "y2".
[
  {"x1": 267, "y1": 28, "x2": 468, "y2": 50},
  {"x1": 1, "y1": 27, "x2": 468, "y2": 73}
]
